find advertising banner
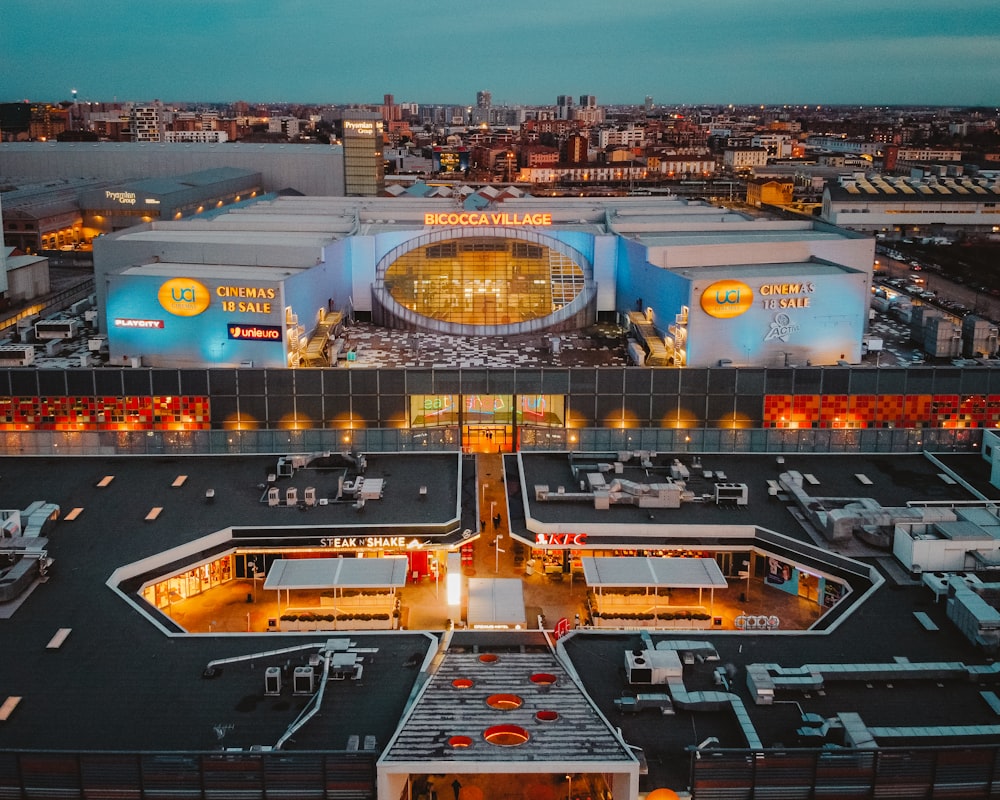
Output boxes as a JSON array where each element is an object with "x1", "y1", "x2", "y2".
[{"x1": 106, "y1": 274, "x2": 287, "y2": 368}]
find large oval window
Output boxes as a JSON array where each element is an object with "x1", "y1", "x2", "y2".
[{"x1": 383, "y1": 236, "x2": 586, "y2": 327}]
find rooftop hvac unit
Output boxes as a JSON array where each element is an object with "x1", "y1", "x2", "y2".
[
  {"x1": 303, "y1": 487, "x2": 316, "y2": 506},
  {"x1": 285, "y1": 487, "x2": 298, "y2": 505},
  {"x1": 267, "y1": 487, "x2": 280, "y2": 507},
  {"x1": 625, "y1": 648, "x2": 683, "y2": 685},
  {"x1": 293, "y1": 666, "x2": 314, "y2": 695},
  {"x1": 0, "y1": 346, "x2": 35, "y2": 367},
  {"x1": 264, "y1": 666, "x2": 281, "y2": 695}
]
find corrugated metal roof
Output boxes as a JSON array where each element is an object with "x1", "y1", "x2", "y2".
[{"x1": 380, "y1": 649, "x2": 636, "y2": 765}]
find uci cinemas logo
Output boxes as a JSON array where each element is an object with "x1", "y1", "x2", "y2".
[
  {"x1": 700, "y1": 280, "x2": 753, "y2": 319},
  {"x1": 158, "y1": 278, "x2": 211, "y2": 317}
]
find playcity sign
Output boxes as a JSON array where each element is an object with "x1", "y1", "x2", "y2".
[{"x1": 423, "y1": 211, "x2": 553, "y2": 227}]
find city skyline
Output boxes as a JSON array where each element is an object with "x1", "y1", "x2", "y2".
[{"x1": 3, "y1": 0, "x2": 999, "y2": 108}]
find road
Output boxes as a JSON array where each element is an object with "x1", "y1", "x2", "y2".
[{"x1": 876, "y1": 253, "x2": 1000, "y2": 324}]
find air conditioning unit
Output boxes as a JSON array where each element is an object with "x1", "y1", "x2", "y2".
[
  {"x1": 264, "y1": 666, "x2": 281, "y2": 695},
  {"x1": 293, "y1": 666, "x2": 314, "y2": 694}
]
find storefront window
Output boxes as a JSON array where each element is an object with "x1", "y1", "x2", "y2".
[
  {"x1": 410, "y1": 394, "x2": 459, "y2": 427},
  {"x1": 517, "y1": 395, "x2": 565, "y2": 426}
]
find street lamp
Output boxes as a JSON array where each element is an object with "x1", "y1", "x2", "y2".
[
  {"x1": 741, "y1": 559, "x2": 751, "y2": 602},
  {"x1": 495, "y1": 535, "x2": 504, "y2": 573}
]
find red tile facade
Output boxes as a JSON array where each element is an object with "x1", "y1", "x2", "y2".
[
  {"x1": 0, "y1": 396, "x2": 211, "y2": 430},
  {"x1": 764, "y1": 393, "x2": 1000, "y2": 429}
]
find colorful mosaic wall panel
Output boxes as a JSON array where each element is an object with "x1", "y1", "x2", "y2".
[
  {"x1": 764, "y1": 394, "x2": 1000, "y2": 429},
  {"x1": 0, "y1": 396, "x2": 211, "y2": 430}
]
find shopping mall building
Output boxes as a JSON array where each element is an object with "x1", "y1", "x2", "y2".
[
  {"x1": 2, "y1": 194, "x2": 998, "y2": 455},
  {"x1": 94, "y1": 195, "x2": 873, "y2": 369}
]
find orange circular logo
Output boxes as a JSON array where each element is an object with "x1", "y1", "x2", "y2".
[
  {"x1": 700, "y1": 280, "x2": 753, "y2": 319},
  {"x1": 158, "y1": 278, "x2": 211, "y2": 317}
]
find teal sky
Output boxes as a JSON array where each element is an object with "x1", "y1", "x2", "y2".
[{"x1": 3, "y1": 0, "x2": 999, "y2": 107}]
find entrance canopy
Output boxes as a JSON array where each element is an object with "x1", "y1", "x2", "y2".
[
  {"x1": 581, "y1": 557, "x2": 727, "y2": 590},
  {"x1": 263, "y1": 557, "x2": 409, "y2": 591},
  {"x1": 467, "y1": 577, "x2": 527, "y2": 629}
]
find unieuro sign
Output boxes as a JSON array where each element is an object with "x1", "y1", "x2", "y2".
[
  {"x1": 424, "y1": 212, "x2": 552, "y2": 226},
  {"x1": 157, "y1": 278, "x2": 211, "y2": 317},
  {"x1": 700, "y1": 280, "x2": 754, "y2": 319},
  {"x1": 228, "y1": 323, "x2": 282, "y2": 341}
]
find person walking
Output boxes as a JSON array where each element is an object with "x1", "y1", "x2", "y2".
[{"x1": 451, "y1": 779, "x2": 462, "y2": 800}]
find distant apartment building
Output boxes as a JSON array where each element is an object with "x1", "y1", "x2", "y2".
[
  {"x1": 723, "y1": 146, "x2": 768, "y2": 170},
  {"x1": 565, "y1": 133, "x2": 589, "y2": 164},
  {"x1": 521, "y1": 145, "x2": 560, "y2": 168},
  {"x1": 516, "y1": 163, "x2": 647, "y2": 184},
  {"x1": 883, "y1": 144, "x2": 965, "y2": 172},
  {"x1": 752, "y1": 133, "x2": 793, "y2": 159},
  {"x1": 805, "y1": 136, "x2": 883, "y2": 156},
  {"x1": 574, "y1": 105, "x2": 604, "y2": 126},
  {"x1": 128, "y1": 103, "x2": 166, "y2": 142},
  {"x1": 522, "y1": 118, "x2": 577, "y2": 138},
  {"x1": 163, "y1": 130, "x2": 229, "y2": 143},
  {"x1": 28, "y1": 104, "x2": 69, "y2": 141},
  {"x1": 268, "y1": 116, "x2": 301, "y2": 138},
  {"x1": 556, "y1": 95, "x2": 574, "y2": 120},
  {"x1": 647, "y1": 153, "x2": 716, "y2": 179},
  {"x1": 574, "y1": 96, "x2": 600, "y2": 125},
  {"x1": 817, "y1": 152, "x2": 871, "y2": 169},
  {"x1": 595, "y1": 126, "x2": 645, "y2": 149}
]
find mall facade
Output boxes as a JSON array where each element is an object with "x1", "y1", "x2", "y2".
[{"x1": 1, "y1": 195, "x2": 998, "y2": 454}]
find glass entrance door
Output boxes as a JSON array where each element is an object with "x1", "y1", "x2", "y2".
[{"x1": 463, "y1": 425, "x2": 513, "y2": 453}]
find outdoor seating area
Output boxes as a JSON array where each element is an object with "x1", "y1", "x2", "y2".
[{"x1": 587, "y1": 590, "x2": 714, "y2": 629}]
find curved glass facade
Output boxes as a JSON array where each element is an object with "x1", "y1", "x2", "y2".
[{"x1": 382, "y1": 235, "x2": 586, "y2": 327}]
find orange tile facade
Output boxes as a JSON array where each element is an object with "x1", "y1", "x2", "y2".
[
  {"x1": 0, "y1": 396, "x2": 211, "y2": 430},
  {"x1": 764, "y1": 393, "x2": 1000, "y2": 429}
]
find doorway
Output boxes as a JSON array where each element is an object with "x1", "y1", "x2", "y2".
[{"x1": 464, "y1": 425, "x2": 513, "y2": 453}]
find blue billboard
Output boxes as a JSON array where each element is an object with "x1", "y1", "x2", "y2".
[{"x1": 106, "y1": 274, "x2": 288, "y2": 368}]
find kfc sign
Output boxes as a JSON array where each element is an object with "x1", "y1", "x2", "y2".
[{"x1": 535, "y1": 533, "x2": 588, "y2": 547}]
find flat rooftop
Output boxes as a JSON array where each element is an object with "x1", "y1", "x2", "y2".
[{"x1": 2, "y1": 449, "x2": 1000, "y2": 786}]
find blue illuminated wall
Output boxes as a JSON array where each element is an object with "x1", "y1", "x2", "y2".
[
  {"x1": 686, "y1": 267, "x2": 867, "y2": 368},
  {"x1": 106, "y1": 274, "x2": 287, "y2": 368},
  {"x1": 613, "y1": 235, "x2": 867, "y2": 368}
]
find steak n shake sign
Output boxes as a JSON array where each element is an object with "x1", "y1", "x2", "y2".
[
  {"x1": 319, "y1": 535, "x2": 407, "y2": 549},
  {"x1": 424, "y1": 211, "x2": 553, "y2": 226}
]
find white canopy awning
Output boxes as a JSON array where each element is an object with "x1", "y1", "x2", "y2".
[
  {"x1": 581, "y1": 556, "x2": 728, "y2": 589},
  {"x1": 467, "y1": 578, "x2": 527, "y2": 628},
  {"x1": 263, "y1": 557, "x2": 409, "y2": 591}
]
